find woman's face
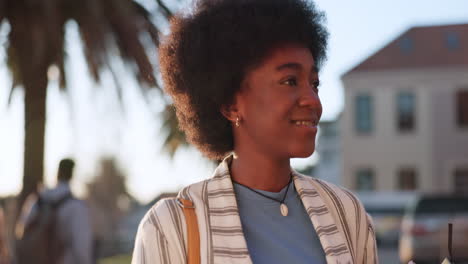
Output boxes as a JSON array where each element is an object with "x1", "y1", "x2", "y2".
[{"x1": 234, "y1": 43, "x2": 322, "y2": 159}]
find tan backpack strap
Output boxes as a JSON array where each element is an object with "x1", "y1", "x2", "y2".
[{"x1": 177, "y1": 198, "x2": 200, "y2": 264}]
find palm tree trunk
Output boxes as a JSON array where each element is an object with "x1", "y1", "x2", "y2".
[
  {"x1": 7, "y1": 3, "x2": 50, "y2": 212},
  {"x1": 19, "y1": 70, "x2": 48, "y2": 207}
]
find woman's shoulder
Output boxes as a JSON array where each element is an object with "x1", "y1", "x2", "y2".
[
  {"x1": 296, "y1": 173, "x2": 366, "y2": 212},
  {"x1": 138, "y1": 197, "x2": 181, "y2": 235},
  {"x1": 139, "y1": 178, "x2": 210, "y2": 231},
  {"x1": 295, "y1": 173, "x2": 371, "y2": 236},
  {"x1": 295, "y1": 173, "x2": 376, "y2": 262},
  {"x1": 134, "y1": 196, "x2": 189, "y2": 263}
]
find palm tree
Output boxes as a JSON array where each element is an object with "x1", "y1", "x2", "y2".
[{"x1": 0, "y1": 0, "x2": 186, "y2": 209}]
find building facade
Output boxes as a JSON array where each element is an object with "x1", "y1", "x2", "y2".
[
  {"x1": 315, "y1": 119, "x2": 341, "y2": 185},
  {"x1": 341, "y1": 24, "x2": 468, "y2": 194}
]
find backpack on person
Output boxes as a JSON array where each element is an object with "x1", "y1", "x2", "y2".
[{"x1": 15, "y1": 193, "x2": 72, "y2": 264}]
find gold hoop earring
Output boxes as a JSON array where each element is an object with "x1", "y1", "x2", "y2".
[{"x1": 235, "y1": 117, "x2": 240, "y2": 127}]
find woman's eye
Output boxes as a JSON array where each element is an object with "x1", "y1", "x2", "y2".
[
  {"x1": 282, "y1": 77, "x2": 297, "y2": 86},
  {"x1": 312, "y1": 80, "x2": 320, "y2": 92}
]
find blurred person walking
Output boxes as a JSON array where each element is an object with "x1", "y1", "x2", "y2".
[
  {"x1": 132, "y1": 0, "x2": 378, "y2": 263},
  {"x1": 15, "y1": 159, "x2": 93, "y2": 264}
]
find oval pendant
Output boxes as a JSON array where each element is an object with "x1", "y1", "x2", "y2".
[{"x1": 280, "y1": 203, "x2": 288, "y2": 216}]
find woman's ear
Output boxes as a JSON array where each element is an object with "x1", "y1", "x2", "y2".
[
  {"x1": 221, "y1": 92, "x2": 243, "y2": 123},
  {"x1": 220, "y1": 103, "x2": 239, "y2": 123}
]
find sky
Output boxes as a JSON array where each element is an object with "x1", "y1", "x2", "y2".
[{"x1": 1, "y1": 0, "x2": 467, "y2": 203}]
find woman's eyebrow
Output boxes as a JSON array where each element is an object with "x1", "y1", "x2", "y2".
[
  {"x1": 276, "y1": 62, "x2": 301, "y2": 71},
  {"x1": 276, "y1": 63, "x2": 318, "y2": 73}
]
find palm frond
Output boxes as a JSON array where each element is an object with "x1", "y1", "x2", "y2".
[
  {"x1": 155, "y1": 0, "x2": 172, "y2": 20},
  {"x1": 44, "y1": 0, "x2": 67, "y2": 89},
  {"x1": 6, "y1": 45, "x2": 21, "y2": 90},
  {"x1": 132, "y1": 1, "x2": 161, "y2": 47},
  {"x1": 162, "y1": 104, "x2": 187, "y2": 157},
  {"x1": 104, "y1": 0, "x2": 157, "y2": 86},
  {"x1": 57, "y1": 53, "x2": 67, "y2": 89},
  {"x1": 3, "y1": 0, "x2": 174, "y2": 124},
  {"x1": 4, "y1": 2, "x2": 21, "y2": 106},
  {"x1": 7, "y1": 83, "x2": 16, "y2": 105},
  {"x1": 0, "y1": 0, "x2": 5, "y2": 24},
  {"x1": 73, "y1": 0, "x2": 108, "y2": 82},
  {"x1": 105, "y1": 59, "x2": 125, "y2": 112},
  {"x1": 66, "y1": 0, "x2": 161, "y2": 87}
]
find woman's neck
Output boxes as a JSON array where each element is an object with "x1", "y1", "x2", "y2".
[{"x1": 229, "y1": 150, "x2": 291, "y2": 192}]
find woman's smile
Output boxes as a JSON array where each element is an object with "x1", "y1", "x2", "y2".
[{"x1": 291, "y1": 120, "x2": 318, "y2": 130}]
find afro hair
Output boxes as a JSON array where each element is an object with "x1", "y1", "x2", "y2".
[{"x1": 159, "y1": 0, "x2": 328, "y2": 160}]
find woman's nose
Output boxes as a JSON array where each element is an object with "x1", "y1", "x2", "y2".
[{"x1": 298, "y1": 90, "x2": 321, "y2": 109}]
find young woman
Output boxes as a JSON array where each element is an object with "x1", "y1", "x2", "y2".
[{"x1": 132, "y1": 0, "x2": 378, "y2": 263}]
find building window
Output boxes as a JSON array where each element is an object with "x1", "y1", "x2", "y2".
[
  {"x1": 399, "y1": 36, "x2": 413, "y2": 54},
  {"x1": 456, "y1": 89, "x2": 468, "y2": 127},
  {"x1": 355, "y1": 94, "x2": 373, "y2": 134},
  {"x1": 445, "y1": 32, "x2": 460, "y2": 51},
  {"x1": 398, "y1": 168, "x2": 417, "y2": 190},
  {"x1": 356, "y1": 168, "x2": 375, "y2": 191},
  {"x1": 397, "y1": 91, "x2": 416, "y2": 132},
  {"x1": 454, "y1": 168, "x2": 468, "y2": 194}
]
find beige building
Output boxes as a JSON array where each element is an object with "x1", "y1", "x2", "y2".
[
  {"x1": 341, "y1": 24, "x2": 468, "y2": 194},
  {"x1": 315, "y1": 119, "x2": 341, "y2": 185}
]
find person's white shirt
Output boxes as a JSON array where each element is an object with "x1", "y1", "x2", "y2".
[{"x1": 25, "y1": 181, "x2": 93, "y2": 264}]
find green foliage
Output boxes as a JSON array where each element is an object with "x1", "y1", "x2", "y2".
[{"x1": 98, "y1": 254, "x2": 131, "y2": 264}]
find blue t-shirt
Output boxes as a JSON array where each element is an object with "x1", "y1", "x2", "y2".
[{"x1": 233, "y1": 181, "x2": 327, "y2": 264}]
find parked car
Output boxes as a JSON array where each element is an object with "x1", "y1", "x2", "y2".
[
  {"x1": 399, "y1": 195, "x2": 468, "y2": 264},
  {"x1": 357, "y1": 191, "x2": 416, "y2": 246}
]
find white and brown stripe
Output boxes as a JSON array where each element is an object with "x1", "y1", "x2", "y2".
[{"x1": 132, "y1": 155, "x2": 378, "y2": 264}]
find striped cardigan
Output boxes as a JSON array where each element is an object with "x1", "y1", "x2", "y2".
[{"x1": 132, "y1": 156, "x2": 378, "y2": 264}]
